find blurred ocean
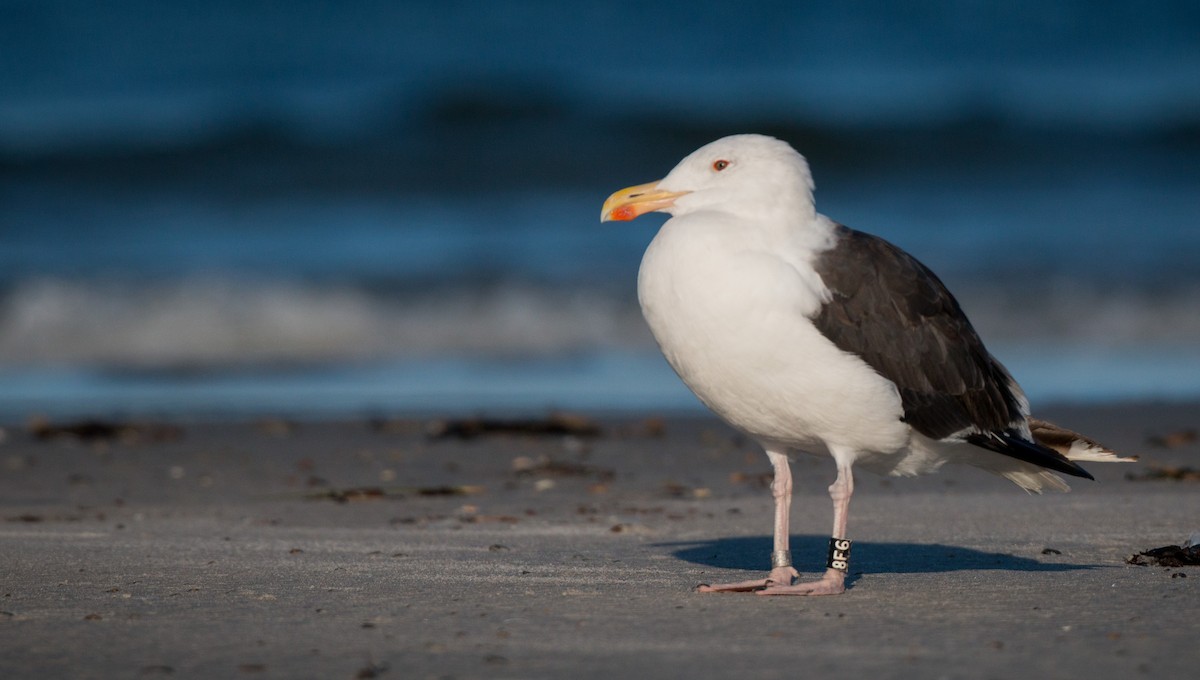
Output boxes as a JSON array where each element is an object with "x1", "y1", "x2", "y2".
[{"x1": 1, "y1": 1, "x2": 1199, "y2": 418}]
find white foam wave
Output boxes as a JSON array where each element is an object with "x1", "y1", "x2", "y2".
[
  {"x1": 961, "y1": 283, "x2": 1200, "y2": 350},
  {"x1": 1, "y1": 277, "x2": 1197, "y2": 369},
  {"x1": 0, "y1": 278, "x2": 652, "y2": 368}
]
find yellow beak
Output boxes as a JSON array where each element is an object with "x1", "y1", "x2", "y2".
[{"x1": 600, "y1": 181, "x2": 688, "y2": 222}]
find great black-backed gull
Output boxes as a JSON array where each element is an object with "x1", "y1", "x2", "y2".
[{"x1": 601, "y1": 134, "x2": 1134, "y2": 596}]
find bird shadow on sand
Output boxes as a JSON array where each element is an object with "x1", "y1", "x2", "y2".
[{"x1": 657, "y1": 535, "x2": 1096, "y2": 574}]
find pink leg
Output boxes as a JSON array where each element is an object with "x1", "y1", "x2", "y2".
[
  {"x1": 696, "y1": 449, "x2": 799, "y2": 592},
  {"x1": 756, "y1": 460, "x2": 853, "y2": 596}
]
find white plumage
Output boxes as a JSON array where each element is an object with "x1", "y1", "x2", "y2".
[{"x1": 638, "y1": 170, "x2": 908, "y2": 464}]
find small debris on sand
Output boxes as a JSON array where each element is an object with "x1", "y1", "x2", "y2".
[
  {"x1": 729, "y1": 470, "x2": 773, "y2": 488},
  {"x1": 1125, "y1": 465, "x2": 1200, "y2": 482},
  {"x1": 256, "y1": 418, "x2": 296, "y2": 437},
  {"x1": 512, "y1": 457, "x2": 614, "y2": 481},
  {"x1": 1146, "y1": 428, "x2": 1198, "y2": 449},
  {"x1": 355, "y1": 661, "x2": 389, "y2": 679},
  {"x1": 661, "y1": 482, "x2": 711, "y2": 498}
]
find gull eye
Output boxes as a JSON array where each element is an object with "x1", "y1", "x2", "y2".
[{"x1": 712, "y1": 159, "x2": 730, "y2": 172}]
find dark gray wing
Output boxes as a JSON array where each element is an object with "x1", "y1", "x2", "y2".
[
  {"x1": 811, "y1": 225, "x2": 1025, "y2": 441},
  {"x1": 811, "y1": 225, "x2": 1093, "y2": 480}
]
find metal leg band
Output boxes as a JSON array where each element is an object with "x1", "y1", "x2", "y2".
[
  {"x1": 770, "y1": 550, "x2": 792, "y2": 568},
  {"x1": 826, "y1": 538, "x2": 851, "y2": 572}
]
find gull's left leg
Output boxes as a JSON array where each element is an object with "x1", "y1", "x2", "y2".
[
  {"x1": 696, "y1": 448, "x2": 798, "y2": 592},
  {"x1": 757, "y1": 459, "x2": 854, "y2": 596}
]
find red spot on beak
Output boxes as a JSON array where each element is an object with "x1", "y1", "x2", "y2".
[{"x1": 609, "y1": 204, "x2": 638, "y2": 221}]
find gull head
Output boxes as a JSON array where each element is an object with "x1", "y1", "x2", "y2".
[{"x1": 601, "y1": 134, "x2": 815, "y2": 223}]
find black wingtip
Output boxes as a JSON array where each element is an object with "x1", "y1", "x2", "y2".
[{"x1": 966, "y1": 432, "x2": 1095, "y2": 480}]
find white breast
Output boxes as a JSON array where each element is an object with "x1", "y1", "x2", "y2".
[{"x1": 637, "y1": 213, "x2": 909, "y2": 461}]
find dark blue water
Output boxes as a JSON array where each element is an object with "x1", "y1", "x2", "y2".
[{"x1": 2, "y1": 1, "x2": 1199, "y2": 418}]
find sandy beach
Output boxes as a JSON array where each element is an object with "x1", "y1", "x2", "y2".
[{"x1": 1, "y1": 401, "x2": 1197, "y2": 679}]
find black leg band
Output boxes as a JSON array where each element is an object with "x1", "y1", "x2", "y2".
[{"x1": 826, "y1": 538, "x2": 851, "y2": 572}]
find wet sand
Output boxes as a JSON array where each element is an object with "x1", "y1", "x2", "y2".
[{"x1": 1, "y1": 401, "x2": 1198, "y2": 679}]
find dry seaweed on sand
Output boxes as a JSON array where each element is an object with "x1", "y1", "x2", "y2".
[
  {"x1": 304, "y1": 485, "x2": 485, "y2": 503},
  {"x1": 425, "y1": 413, "x2": 602, "y2": 440},
  {"x1": 28, "y1": 417, "x2": 182, "y2": 444},
  {"x1": 1126, "y1": 544, "x2": 1200, "y2": 567}
]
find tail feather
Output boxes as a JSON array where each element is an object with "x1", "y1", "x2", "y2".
[
  {"x1": 1000, "y1": 469, "x2": 1070, "y2": 494},
  {"x1": 1029, "y1": 418, "x2": 1138, "y2": 463},
  {"x1": 966, "y1": 431, "x2": 1095, "y2": 480}
]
